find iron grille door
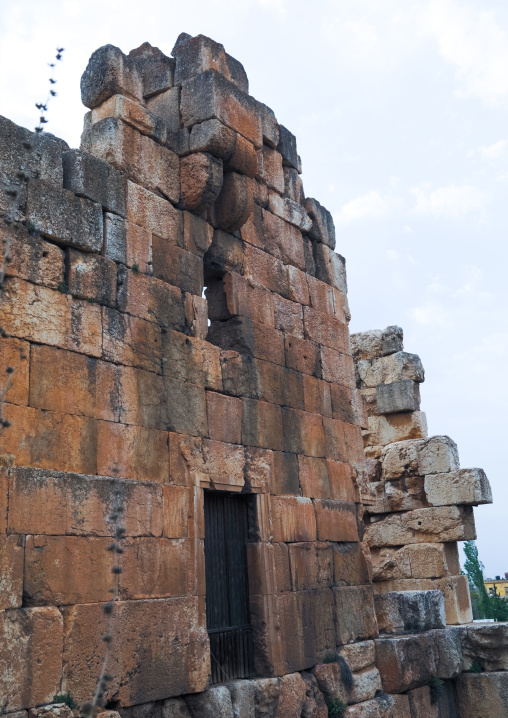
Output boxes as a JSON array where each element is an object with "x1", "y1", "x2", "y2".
[{"x1": 204, "y1": 491, "x2": 254, "y2": 684}]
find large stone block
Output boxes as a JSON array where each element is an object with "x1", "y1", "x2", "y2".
[
  {"x1": 357, "y1": 351, "x2": 424, "y2": 388},
  {"x1": 180, "y1": 152, "x2": 223, "y2": 213},
  {"x1": 117, "y1": 265, "x2": 186, "y2": 330},
  {"x1": 375, "y1": 632, "x2": 438, "y2": 693},
  {"x1": 68, "y1": 249, "x2": 117, "y2": 306},
  {"x1": 162, "y1": 329, "x2": 221, "y2": 390},
  {"x1": 455, "y1": 672, "x2": 508, "y2": 718},
  {"x1": 305, "y1": 197, "x2": 336, "y2": 249},
  {"x1": 374, "y1": 590, "x2": 446, "y2": 635},
  {"x1": 350, "y1": 326, "x2": 403, "y2": 361},
  {"x1": 333, "y1": 542, "x2": 372, "y2": 587},
  {"x1": 315, "y1": 500, "x2": 359, "y2": 542},
  {"x1": 102, "y1": 306, "x2": 162, "y2": 374},
  {"x1": 2, "y1": 221, "x2": 65, "y2": 290},
  {"x1": 271, "y1": 496, "x2": 317, "y2": 542},
  {"x1": 424, "y1": 468, "x2": 492, "y2": 506},
  {"x1": 81, "y1": 44, "x2": 143, "y2": 108},
  {"x1": 244, "y1": 243, "x2": 289, "y2": 298},
  {"x1": 366, "y1": 505, "x2": 476, "y2": 546},
  {"x1": 313, "y1": 245, "x2": 347, "y2": 293},
  {"x1": 242, "y1": 399, "x2": 283, "y2": 451},
  {"x1": 376, "y1": 379, "x2": 420, "y2": 415},
  {"x1": 268, "y1": 191, "x2": 311, "y2": 232},
  {"x1": 298, "y1": 456, "x2": 330, "y2": 499},
  {"x1": 364, "y1": 411, "x2": 428, "y2": 447},
  {"x1": 0, "y1": 606, "x2": 63, "y2": 712},
  {"x1": 181, "y1": 70, "x2": 262, "y2": 147},
  {"x1": 273, "y1": 294, "x2": 304, "y2": 338},
  {"x1": 308, "y1": 314, "x2": 351, "y2": 356},
  {"x1": 334, "y1": 586, "x2": 378, "y2": 645},
  {"x1": 0, "y1": 337, "x2": 29, "y2": 407},
  {"x1": 126, "y1": 180, "x2": 181, "y2": 240},
  {"x1": 189, "y1": 118, "x2": 237, "y2": 159},
  {"x1": 129, "y1": 41, "x2": 174, "y2": 98},
  {"x1": 7, "y1": 467, "x2": 163, "y2": 537},
  {"x1": 174, "y1": 33, "x2": 248, "y2": 93},
  {"x1": 275, "y1": 673, "x2": 307, "y2": 718},
  {"x1": 371, "y1": 542, "x2": 460, "y2": 581},
  {"x1": 63, "y1": 148, "x2": 127, "y2": 215},
  {"x1": 277, "y1": 125, "x2": 299, "y2": 171},
  {"x1": 285, "y1": 336, "x2": 321, "y2": 377},
  {"x1": 186, "y1": 687, "x2": 234, "y2": 718},
  {"x1": 213, "y1": 171, "x2": 254, "y2": 231},
  {"x1": 282, "y1": 408, "x2": 326, "y2": 458},
  {"x1": 227, "y1": 133, "x2": 258, "y2": 178},
  {"x1": 27, "y1": 179, "x2": 103, "y2": 251},
  {"x1": 289, "y1": 542, "x2": 333, "y2": 591},
  {"x1": 62, "y1": 597, "x2": 209, "y2": 705},
  {"x1": 96, "y1": 420, "x2": 170, "y2": 481},
  {"x1": 460, "y1": 622, "x2": 508, "y2": 671},
  {"x1": 0, "y1": 534, "x2": 24, "y2": 609}
]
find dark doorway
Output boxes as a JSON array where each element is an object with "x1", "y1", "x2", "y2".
[{"x1": 204, "y1": 491, "x2": 254, "y2": 684}]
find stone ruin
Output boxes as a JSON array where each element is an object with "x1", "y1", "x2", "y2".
[{"x1": 0, "y1": 31, "x2": 507, "y2": 718}]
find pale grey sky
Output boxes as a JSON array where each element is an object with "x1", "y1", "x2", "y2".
[{"x1": 1, "y1": 0, "x2": 506, "y2": 577}]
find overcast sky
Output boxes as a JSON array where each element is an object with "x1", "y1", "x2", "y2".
[{"x1": 1, "y1": 0, "x2": 506, "y2": 577}]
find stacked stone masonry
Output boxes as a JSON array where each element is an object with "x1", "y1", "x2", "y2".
[{"x1": 0, "y1": 31, "x2": 506, "y2": 718}]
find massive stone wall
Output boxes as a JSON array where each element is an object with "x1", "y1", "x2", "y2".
[{"x1": 0, "y1": 31, "x2": 506, "y2": 718}]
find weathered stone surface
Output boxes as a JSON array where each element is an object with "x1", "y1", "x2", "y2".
[
  {"x1": 357, "y1": 351, "x2": 424, "y2": 388},
  {"x1": 62, "y1": 598, "x2": 209, "y2": 704},
  {"x1": 370, "y1": 542, "x2": 460, "y2": 581},
  {"x1": 275, "y1": 671, "x2": 307, "y2": 718},
  {"x1": 366, "y1": 505, "x2": 475, "y2": 546},
  {"x1": 277, "y1": 125, "x2": 299, "y2": 171},
  {"x1": 102, "y1": 305, "x2": 162, "y2": 373},
  {"x1": 407, "y1": 686, "x2": 438, "y2": 718},
  {"x1": 174, "y1": 33, "x2": 248, "y2": 93},
  {"x1": 0, "y1": 535, "x2": 23, "y2": 609},
  {"x1": 268, "y1": 191, "x2": 312, "y2": 232},
  {"x1": 301, "y1": 672, "x2": 328, "y2": 718},
  {"x1": 0, "y1": 606, "x2": 63, "y2": 712},
  {"x1": 68, "y1": 249, "x2": 117, "y2": 306},
  {"x1": 376, "y1": 379, "x2": 420, "y2": 415},
  {"x1": 153, "y1": 239, "x2": 204, "y2": 295},
  {"x1": 181, "y1": 70, "x2": 261, "y2": 147},
  {"x1": 253, "y1": 678, "x2": 280, "y2": 718},
  {"x1": 129, "y1": 41, "x2": 174, "y2": 98},
  {"x1": 180, "y1": 152, "x2": 223, "y2": 213},
  {"x1": 364, "y1": 412, "x2": 428, "y2": 447},
  {"x1": 339, "y1": 641, "x2": 376, "y2": 672},
  {"x1": 305, "y1": 198, "x2": 335, "y2": 249},
  {"x1": 272, "y1": 497, "x2": 317, "y2": 542},
  {"x1": 27, "y1": 179, "x2": 103, "y2": 251},
  {"x1": 455, "y1": 672, "x2": 508, "y2": 718},
  {"x1": 351, "y1": 326, "x2": 403, "y2": 361},
  {"x1": 186, "y1": 686, "x2": 234, "y2": 718},
  {"x1": 63, "y1": 148, "x2": 126, "y2": 216},
  {"x1": 424, "y1": 467, "x2": 492, "y2": 506},
  {"x1": 146, "y1": 87, "x2": 180, "y2": 133},
  {"x1": 213, "y1": 171, "x2": 254, "y2": 231},
  {"x1": 334, "y1": 586, "x2": 378, "y2": 645},
  {"x1": 90, "y1": 93, "x2": 161, "y2": 137},
  {"x1": 189, "y1": 118, "x2": 236, "y2": 159},
  {"x1": 227, "y1": 134, "x2": 258, "y2": 179},
  {"x1": 418, "y1": 435, "x2": 459, "y2": 475},
  {"x1": 2, "y1": 221, "x2": 65, "y2": 290},
  {"x1": 460, "y1": 622, "x2": 508, "y2": 671},
  {"x1": 117, "y1": 265, "x2": 185, "y2": 330},
  {"x1": 374, "y1": 590, "x2": 446, "y2": 635},
  {"x1": 162, "y1": 698, "x2": 192, "y2": 718},
  {"x1": 81, "y1": 44, "x2": 143, "y2": 108},
  {"x1": 228, "y1": 680, "x2": 256, "y2": 718},
  {"x1": 314, "y1": 245, "x2": 347, "y2": 293}
]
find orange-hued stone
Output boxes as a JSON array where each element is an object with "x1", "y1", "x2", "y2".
[
  {"x1": 243, "y1": 243, "x2": 289, "y2": 296},
  {"x1": 153, "y1": 237, "x2": 205, "y2": 296},
  {"x1": 0, "y1": 338, "x2": 29, "y2": 406},
  {"x1": 0, "y1": 534, "x2": 24, "y2": 609},
  {"x1": 298, "y1": 456, "x2": 330, "y2": 499},
  {"x1": 247, "y1": 541, "x2": 277, "y2": 595},
  {"x1": 201, "y1": 438, "x2": 245, "y2": 490},
  {"x1": 314, "y1": 499, "x2": 359, "y2": 542},
  {"x1": 289, "y1": 542, "x2": 333, "y2": 591},
  {"x1": 2, "y1": 403, "x2": 97, "y2": 474},
  {"x1": 117, "y1": 266, "x2": 185, "y2": 330},
  {"x1": 102, "y1": 306, "x2": 162, "y2": 374},
  {"x1": 327, "y1": 460, "x2": 356, "y2": 501},
  {"x1": 284, "y1": 335, "x2": 321, "y2": 377},
  {"x1": 119, "y1": 537, "x2": 203, "y2": 599},
  {"x1": 162, "y1": 329, "x2": 222, "y2": 391},
  {"x1": 242, "y1": 398, "x2": 284, "y2": 451},
  {"x1": 163, "y1": 485, "x2": 204, "y2": 540},
  {"x1": 169, "y1": 432, "x2": 206, "y2": 486},
  {"x1": 307, "y1": 276, "x2": 335, "y2": 316},
  {"x1": 125, "y1": 220, "x2": 153, "y2": 274},
  {"x1": 8, "y1": 467, "x2": 163, "y2": 537},
  {"x1": 0, "y1": 469, "x2": 7, "y2": 532},
  {"x1": 126, "y1": 180, "x2": 182, "y2": 241},
  {"x1": 2, "y1": 220, "x2": 65, "y2": 289},
  {"x1": 303, "y1": 306, "x2": 349, "y2": 354},
  {"x1": 282, "y1": 408, "x2": 326, "y2": 457},
  {"x1": 222, "y1": 272, "x2": 275, "y2": 327},
  {"x1": 61, "y1": 597, "x2": 209, "y2": 705},
  {"x1": 0, "y1": 606, "x2": 63, "y2": 712},
  {"x1": 96, "y1": 420, "x2": 169, "y2": 482},
  {"x1": 206, "y1": 390, "x2": 242, "y2": 444},
  {"x1": 303, "y1": 375, "x2": 332, "y2": 417},
  {"x1": 24, "y1": 535, "x2": 114, "y2": 606},
  {"x1": 287, "y1": 265, "x2": 310, "y2": 305},
  {"x1": 333, "y1": 542, "x2": 372, "y2": 586},
  {"x1": 271, "y1": 496, "x2": 317, "y2": 542},
  {"x1": 320, "y1": 345, "x2": 355, "y2": 387},
  {"x1": 0, "y1": 278, "x2": 102, "y2": 357},
  {"x1": 245, "y1": 446, "x2": 273, "y2": 493},
  {"x1": 273, "y1": 294, "x2": 304, "y2": 339}
]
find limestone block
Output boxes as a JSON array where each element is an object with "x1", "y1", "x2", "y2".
[
  {"x1": 145, "y1": 87, "x2": 181, "y2": 134},
  {"x1": 24, "y1": 535, "x2": 114, "y2": 605},
  {"x1": 299, "y1": 456, "x2": 330, "y2": 499},
  {"x1": 374, "y1": 576, "x2": 473, "y2": 625},
  {"x1": 2, "y1": 222, "x2": 65, "y2": 290},
  {"x1": 371, "y1": 542, "x2": 460, "y2": 581},
  {"x1": 244, "y1": 244, "x2": 290, "y2": 298},
  {"x1": 334, "y1": 585, "x2": 378, "y2": 645},
  {"x1": 241, "y1": 205, "x2": 305, "y2": 270},
  {"x1": 313, "y1": 244, "x2": 347, "y2": 293},
  {"x1": 118, "y1": 263, "x2": 185, "y2": 326},
  {"x1": 268, "y1": 190, "x2": 312, "y2": 231},
  {"x1": 90, "y1": 93, "x2": 161, "y2": 137},
  {"x1": 26, "y1": 179, "x2": 103, "y2": 252},
  {"x1": 376, "y1": 379, "x2": 420, "y2": 415},
  {"x1": 275, "y1": 673, "x2": 307, "y2": 718},
  {"x1": 0, "y1": 337, "x2": 29, "y2": 407},
  {"x1": 282, "y1": 407, "x2": 326, "y2": 458},
  {"x1": 68, "y1": 249, "x2": 117, "y2": 306},
  {"x1": 307, "y1": 313, "x2": 351, "y2": 357},
  {"x1": 339, "y1": 641, "x2": 376, "y2": 672},
  {"x1": 228, "y1": 680, "x2": 256, "y2": 718},
  {"x1": 369, "y1": 475, "x2": 426, "y2": 514},
  {"x1": 424, "y1": 468, "x2": 492, "y2": 506},
  {"x1": 277, "y1": 124, "x2": 299, "y2": 171},
  {"x1": 301, "y1": 672, "x2": 328, "y2": 718},
  {"x1": 208, "y1": 317, "x2": 285, "y2": 366},
  {"x1": 181, "y1": 152, "x2": 223, "y2": 213},
  {"x1": 7, "y1": 467, "x2": 163, "y2": 537},
  {"x1": 81, "y1": 44, "x2": 143, "y2": 108},
  {"x1": 0, "y1": 534, "x2": 23, "y2": 609},
  {"x1": 418, "y1": 435, "x2": 459, "y2": 475},
  {"x1": 63, "y1": 148, "x2": 126, "y2": 216},
  {"x1": 189, "y1": 118, "x2": 236, "y2": 159},
  {"x1": 129, "y1": 42, "x2": 174, "y2": 98},
  {"x1": 366, "y1": 505, "x2": 475, "y2": 546},
  {"x1": 211, "y1": 171, "x2": 253, "y2": 232},
  {"x1": 102, "y1": 306, "x2": 163, "y2": 374},
  {"x1": 374, "y1": 590, "x2": 446, "y2": 635},
  {"x1": 271, "y1": 496, "x2": 317, "y2": 542},
  {"x1": 407, "y1": 686, "x2": 438, "y2": 718},
  {"x1": 182, "y1": 211, "x2": 214, "y2": 256},
  {"x1": 242, "y1": 399, "x2": 283, "y2": 452},
  {"x1": 257, "y1": 102, "x2": 279, "y2": 149},
  {"x1": 350, "y1": 326, "x2": 403, "y2": 361},
  {"x1": 305, "y1": 197, "x2": 336, "y2": 249},
  {"x1": 162, "y1": 698, "x2": 192, "y2": 718},
  {"x1": 272, "y1": 451, "x2": 300, "y2": 494},
  {"x1": 125, "y1": 181, "x2": 180, "y2": 247},
  {"x1": 258, "y1": 145, "x2": 284, "y2": 193},
  {"x1": 83, "y1": 119, "x2": 180, "y2": 204},
  {"x1": 186, "y1": 686, "x2": 234, "y2": 718},
  {"x1": 375, "y1": 632, "x2": 438, "y2": 693},
  {"x1": 364, "y1": 411, "x2": 428, "y2": 447},
  {"x1": 333, "y1": 542, "x2": 372, "y2": 587},
  {"x1": 35, "y1": 705, "x2": 75, "y2": 718},
  {"x1": 381, "y1": 439, "x2": 424, "y2": 479},
  {"x1": 96, "y1": 420, "x2": 171, "y2": 481},
  {"x1": 227, "y1": 134, "x2": 258, "y2": 179},
  {"x1": 274, "y1": 293, "x2": 304, "y2": 338},
  {"x1": 253, "y1": 678, "x2": 280, "y2": 718},
  {"x1": 455, "y1": 672, "x2": 508, "y2": 718},
  {"x1": 206, "y1": 391, "x2": 242, "y2": 444},
  {"x1": 287, "y1": 265, "x2": 309, "y2": 305},
  {"x1": 288, "y1": 542, "x2": 333, "y2": 591},
  {"x1": 62, "y1": 597, "x2": 209, "y2": 704},
  {"x1": 357, "y1": 351, "x2": 424, "y2": 388},
  {"x1": 153, "y1": 238, "x2": 204, "y2": 295},
  {"x1": 185, "y1": 293, "x2": 208, "y2": 339},
  {"x1": 200, "y1": 439, "x2": 245, "y2": 490},
  {"x1": 285, "y1": 335, "x2": 321, "y2": 377},
  {"x1": 0, "y1": 606, "x2": 63, "y2": 712},
  {"x1": 315, "y1": 500, "x2": 359, "y2": 542},
  {"x1": 348, "y1": 667, "x2": 383, "y2": 704},
  {"x1": 460, "y1": 622, "x2": 508, "y2": 671},
  {"x1": 181, "y1": 70, "x2": 261, "y2": 147},
  {"x1": 174, "y1": 33, "x2": 248, "y2": 93}
]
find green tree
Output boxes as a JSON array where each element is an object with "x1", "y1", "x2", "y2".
[{"x1": 463, "y1": 540, "x2": 508, "y2": 621}]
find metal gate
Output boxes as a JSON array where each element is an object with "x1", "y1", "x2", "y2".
[{"x1": 204, "y1": 491, "x2": 254, "y2": 684}]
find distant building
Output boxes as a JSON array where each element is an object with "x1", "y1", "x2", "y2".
[{"x1": 485, "y1": 573, "x2": 508, "y2": 597}]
